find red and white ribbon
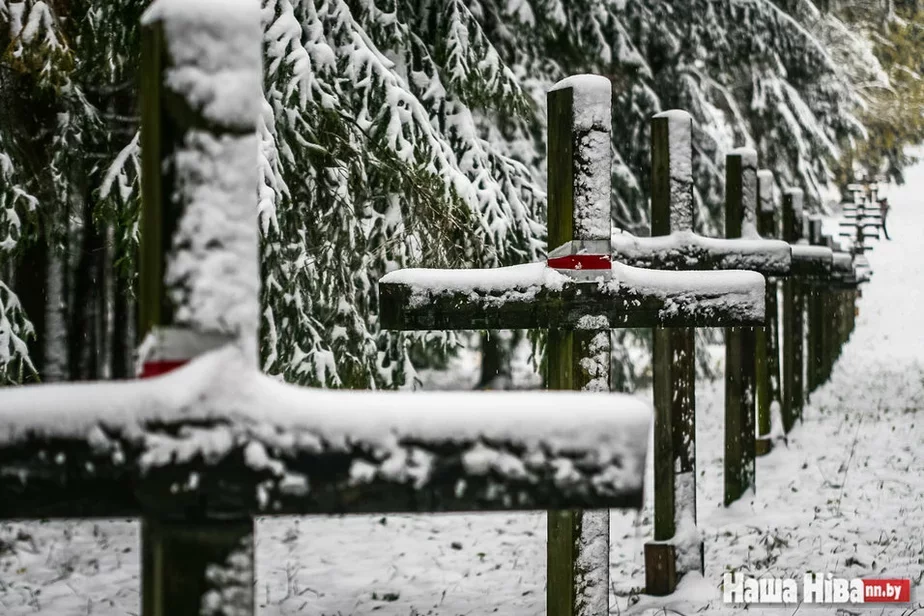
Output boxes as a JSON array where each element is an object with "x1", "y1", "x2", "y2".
[
  {"x1": 138, "y1": 327, "x2": 231, "y2": 379},
  {"x1": 547, "y1": 240, "x2": 612, "y2": 279}
]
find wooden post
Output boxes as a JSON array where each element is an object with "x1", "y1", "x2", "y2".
[
  {"x1": 807, "y1": 218, "x2": 824, "y2": 394},
  {"x1": 755, "y1": 170, "x2": 780, "y2": 456},
  {"x1": 545, "y1": 75, "x2": 612, "y2": 616},
  {"x1": 822, "y1": 239, "x2": 836, "y2": 383},
  {"x1": 781, "y1": 189, "x2": 804, "y2": 431},
  {"x1": 644, "y1": 111, "x2": 703, "y2": 596},
  {"x1": 724, "y1": 149, "x2": 758, "y2": 506},
  {"x1": 139, "y1": 2, "x2": 262, "y2": 614}
]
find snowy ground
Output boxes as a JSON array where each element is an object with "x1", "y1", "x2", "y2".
[{"x1": 3, "y1": 161, "x2": 924, "y2": 614}]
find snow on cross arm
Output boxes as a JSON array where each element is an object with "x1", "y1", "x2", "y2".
[
  {"x1": 0, "y1": 346, "x2": 653, "y2": 518},
  {"x1": 612, "y1": 229, "x2": 792, "y2": 275}
]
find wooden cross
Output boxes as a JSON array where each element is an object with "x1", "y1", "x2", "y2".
[
  {"x1": 754, "y1": 169, "x2": 782, "y2": 457},
  {"x1": 840, "y1": 188, "x2": 882, "y2": 254},
  {"x1": 380, "y1": 80, "x2": 766, "y2": 615},
  {"x1": 804, "y1": 218, "x2": 860, "y2": 395},
  {"x1": 0, "y1": 6, "x2": 657, "y2": 616},
  {"x1": 722, "y1": 148, "x2": 770, "y2": 507},
  {"x1": 611, "y1": 120, "x2": 795, "y2": 595},
  {"x1": 806, "y1": 217, "x2": 828, "y2": 394},
  {"x1": 818, "y1": 232, "x2": 860, "y2": 383},
  {"x1": 781, "y1": 189, "x2": 806, "y2": 430}
]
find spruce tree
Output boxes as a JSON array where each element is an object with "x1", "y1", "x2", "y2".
[{"x1": 0, "y1": 0, "x2": 917, "y2": 390}]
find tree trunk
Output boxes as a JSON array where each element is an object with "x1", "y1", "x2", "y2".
[
  {"x1": 43, "y1": 233, "x2": 68, "y2": 382},
  {"x1": 111, "y1": 269, "x2": 133, "y2": 379},
  {"x1": 15, "y1": 231, "x2": 47, "y2": 383},
  {"x1": 477, "y1": 330, "x2": 514, "y2": 390},
  {"x1": 69, "y1": 194, "x2": 105, "y2": 381}
]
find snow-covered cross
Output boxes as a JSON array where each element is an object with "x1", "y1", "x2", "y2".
[
  {"x1": 634, "y1": 115, "x2": 789, "y2": 597},
  {"x1": 379, "y1": 80, "x2": 767, "y2": 615},
  {"x1": 815, "y1": 229, "x2": 863, "y2": 388},
  {"x1": 840, "y1": 185, "x2": 883, "y2": 253},
  {"x1": 0, "y1": 4, "x2": 656, "y2": 616},
  {"x1": 754, "y1": 169, "x2": 782, "y2": 458},
  {"x1": 806, "y1": 216, "x2": 831, "y2": 395},
  {"x1": 781, "y1": 188, "x2": 809, "y2": 430},
  {"x1": 607, "y1": 120, "x2": 789, "y2": 595},
  {"x1": 722, "y1": 148, "x2": 770, "y2": 509}
]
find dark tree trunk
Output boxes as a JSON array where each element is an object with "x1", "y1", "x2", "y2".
[
  {"x1": 477, "y1": 331, "x2": 514, "y2": 390},
  {"x1": 111, "y1": 269, "x2": 133, "y2": 379},
  {"x1": 15, "y1": 230, "x2": 48, "y2": 383},
  {"x1": 43, "y1": 230, "x2": 69, "y2": 382},
  {"x1": 69, "y1": 192, "x2": 106, "y2": 381}
]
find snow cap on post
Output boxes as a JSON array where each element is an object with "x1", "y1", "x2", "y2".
[
  {"x1": 139, "y1": 0, "x2": 263, "y2": 370},
  {"x1": 547, "y1": 75, "x2": 612, "y2": 278},
  {"x1": 725, "y1": 147, "x2": 759, "y2": 239},
  {"x1": 651, "y1": 110, "x2": 694, "y2": 235},
  {"x1": 141, "y1": 0, "x2": 263, "y2": 132}
]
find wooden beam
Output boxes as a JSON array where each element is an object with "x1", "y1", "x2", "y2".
[
  {"x1": 791, "y1": 244, "x2": 833, "y2": 278},
  {"x1": 545, "y1": 75, "x2": 613, "y2": 616},
  {"x1": 755, "y1": 170, "x2": 780, "y2": 457},
  {"x1": 0, "y1": 351, "x2": 652, "y2": 519},
  {"x1": 612, "y1": 232, "x2": 791, "y2": 276},
  {"x1": 139, "y1": 22, "x2": 167, "y2": 340},
  {"x1": 807, "y1": 218, "x2": 825, "y2": 394},
  {"x1": 724, "y1": 148, "x2": 758, "y2": 506},
  {"x1": 136, "y1": 3, "x2": 271, "y2": 614},
  {"x1": 379, "y1": 262, "x2": 766, "y2": 330},
  {"x1": 142, "y1": 520, "x2": 254, "y2": 616},
  {"x1": 645, "y1": 111, "x2": 702, "y2": 597},
  {"x1": 781, "y1": 189, "x2": 804, "y2": 432}
]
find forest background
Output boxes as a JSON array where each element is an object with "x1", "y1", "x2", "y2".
[{"x1": 1, "y1": 0, "x2": 921, "y2": 390}]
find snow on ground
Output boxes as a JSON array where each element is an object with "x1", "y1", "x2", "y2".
[{"x1": 3, "y1": 159, "x2": 924, "y2": 614}]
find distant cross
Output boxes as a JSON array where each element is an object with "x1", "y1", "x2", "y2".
[
  {"x1": 0, "y1": 7, "x2": 656, "y2": 616},
  {"x1": 723, "y1": 148, "x2": 762, "y2": 506},
  {"x1": 611, "y1": 119, "x2": 794, "y2": 594},
  {"x1": 781, "y1": 189, "x2": 808, "y2": 429},
  {"x1": 638, "y1": 113, "x2": 780, "y2": 596},
  {"x1": 754, "y1": 169, "x2": 782, "y2": 456},
  {"x1": 379, "y1": 78, "x2": 765, "y2": 615},
  {"x1": 806, "y1": 216, "x2": 828, "y2": 394},
  {"x1": 818, "y1": 230, "x2": 859, "y2": 383},
  {"x1": 840, "y1": 184, "x2": 882, "y2": 254}
]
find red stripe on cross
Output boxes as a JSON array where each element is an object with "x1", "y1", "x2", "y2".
[
  {"x1": 140, "y1": 360, "x2": 189, "y2": 379},
  {"x1": 138, "y1": 327, "x2": 229, "y2": 379},
  {"x1": 547, "y1": 254, "x2": 611, "y2": 271}
]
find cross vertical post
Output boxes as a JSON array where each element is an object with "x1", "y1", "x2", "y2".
[
  {"x1": 545, "y1": 75, "x2": 613, "y2": 616},
  {"x1": 781, "y1": 189, "x2": 805, "y2": 431},
  {"x1": 755, "y1": 170, "x2": 780, "y2": 456},
  {"x1": 807, "y1": 217, "x2": 825, "y2": 394},
  {"x1": 644, "y1": 110, "x2": 703, "y2": 596},
  {"x1": 139, "y1": 1, "x2": 263, "y2": 614},
  {"x1": 821, "y1": 234, "x2": 836, "y2": 382},
  {"x1": 724, "y1": 148, "x2": 758, "y2": 506}
]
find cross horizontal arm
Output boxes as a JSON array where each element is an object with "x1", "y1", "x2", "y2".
[
  {"x1": 791, "y1": 244, "x2": 833, "y2": 277},
  {"x1": 611, "y1": 230, "x2": 791, "y2": 276},
  {"x1": 379, "y1": 261, "x2": 765, "y2": 331},
  {"x1": 0, "y1": 349, "x2": 651, "y2": 519},
  {"x1": 832, "y1": 252, "x2": 854, "y2": 276}
]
